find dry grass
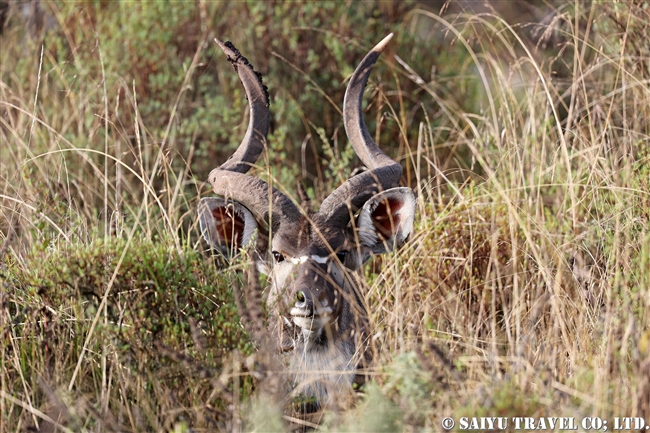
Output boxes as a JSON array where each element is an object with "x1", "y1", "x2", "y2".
[{"x1": 1, "y1": 1, "x2": 649, "y2": 432}]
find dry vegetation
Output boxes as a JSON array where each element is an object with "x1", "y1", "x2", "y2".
[{"x1": 1, "y1": 1, "x2": 649, "y2": 431}]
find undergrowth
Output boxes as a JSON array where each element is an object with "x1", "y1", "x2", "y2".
[{"x1": 1, "y1": 0, "x2": 649, "y2": 432}]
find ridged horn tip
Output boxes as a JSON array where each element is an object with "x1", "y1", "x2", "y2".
[
  {"x1": 214, "y1": 38, "x2": 231, "y2": 56},
  {"x1": 215, "y1": 38, "x2": 247, "y2": 63},
  {"x1": 214, "y1": 38, "x2": 269, "y2": 108}
]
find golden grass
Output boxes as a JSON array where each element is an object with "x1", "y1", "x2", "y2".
[{"x1": 1, "y1": 1, "x2": 649, "y2": 431}]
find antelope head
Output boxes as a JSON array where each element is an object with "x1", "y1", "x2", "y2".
[{"x1": 198, "y1": 34, "x2": 415, "y2": 408}]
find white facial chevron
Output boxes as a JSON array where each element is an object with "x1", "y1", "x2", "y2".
[{"x1": 289, "y1": 255, "x2": 329, "y2": 265}]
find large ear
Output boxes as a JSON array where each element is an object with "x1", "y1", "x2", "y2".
[
  {"x1": 356, "y1": 187, "x2": 416, "y2": 254},
  {"x1": 198, "y1": 197, "x2": 262, "y2": 258}
]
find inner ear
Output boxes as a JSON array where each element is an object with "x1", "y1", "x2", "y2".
[
  {"x1": 199, "y1": 197, "x2": 258, "y2": 257},
  {"x1": 371, "y1": 197, "x2": 405, "y2": 241},
  {"x1": 211, "y1": 206, "x2": 245, "y2": 250},
  {"x1": 356, "y1": 187, "x2": 416, "y2": 254}
]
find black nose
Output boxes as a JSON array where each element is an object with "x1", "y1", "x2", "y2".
[
  {"x1": 296, "y1": 290, "x2": 306, "y2": 305},
  {"x1": 294, "y1": 290, "x2": 314, "y2": 315}
]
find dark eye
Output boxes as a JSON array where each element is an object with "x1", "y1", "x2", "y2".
[
  {"x1": 272, "y1": 251, "x2": 285, "y2": 263},
  {"x1": 336, "y1": 251, "x2": 348, "y2": 262}
]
